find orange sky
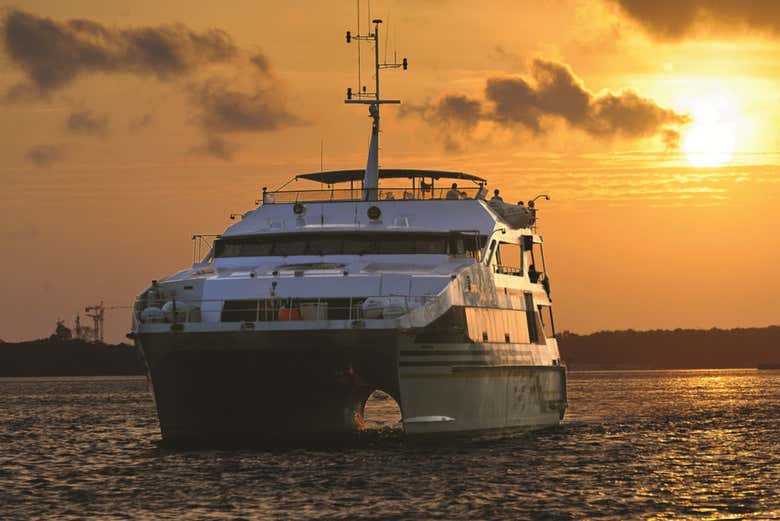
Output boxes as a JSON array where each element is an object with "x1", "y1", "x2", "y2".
[{"x1": 1, "y1": 0, "x2": 779, "y2": 342}]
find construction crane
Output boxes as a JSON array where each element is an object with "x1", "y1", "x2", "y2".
[{"x1": 83, "y1": 301, "x2": 130, "y2": 343}]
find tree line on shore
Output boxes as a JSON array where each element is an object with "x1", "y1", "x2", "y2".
[{"x1": 0, "y1": 326, "x2": 778, "y2": 376}]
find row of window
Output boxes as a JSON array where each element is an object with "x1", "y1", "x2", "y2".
[
  {"x1": 415, "y1": 304, "x2": 555, "y2": 344},
  {"x1": 214, "y1": 232, "x2": 487, "y2": 258}
]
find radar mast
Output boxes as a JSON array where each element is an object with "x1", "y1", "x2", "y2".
[{"x1": 345, "y1": 3, "x2": 407, "y2": 201}]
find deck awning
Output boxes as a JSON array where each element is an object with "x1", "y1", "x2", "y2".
[{"x1": 295, "y1": 169, "x2": 486, "y2": 185}]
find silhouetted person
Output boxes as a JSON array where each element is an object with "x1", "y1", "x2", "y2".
[
  {"x1": 491, "y1": 189, "x2": 503, "y2": 202},
  {"x1": 446, "y1": 182, "x2": 465, "y2": 200},
  {"x1": 529, "y1": 263, "x2": 540, "y2": 283}
]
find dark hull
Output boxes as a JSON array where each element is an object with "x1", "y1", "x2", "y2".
[{"x1": 137, "y1": 330, "x2": 401, "y2": 447}]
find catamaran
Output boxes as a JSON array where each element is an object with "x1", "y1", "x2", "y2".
[{"x1": 132, "y1": 16, "x2": 567, "y2": 446}]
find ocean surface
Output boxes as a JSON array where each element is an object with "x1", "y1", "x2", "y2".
[{"x1": 1, "y1": 369, "x2": 778, "y2": 520}]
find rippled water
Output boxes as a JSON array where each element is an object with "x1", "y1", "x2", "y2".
[{"x1": 1, "y1": 370, "x2": 778, "y2": 520}]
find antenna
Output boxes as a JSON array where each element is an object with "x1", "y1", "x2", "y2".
[{"x1": 345, "y1": 2, "x2": 408, "y2": 201}]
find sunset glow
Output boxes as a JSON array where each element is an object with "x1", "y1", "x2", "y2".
[
  {"x1": 0, "y1": 1, "x2": 779, "y2": 344},
  {"x1": 682, "y1": 94, "x2": 740, "y2": 168}
]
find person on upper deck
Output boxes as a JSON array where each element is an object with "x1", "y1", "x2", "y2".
[
  {"x1": 491, "y1": 189, "x2": 503, "y2": 202},
  {"x1": 446, "y1": 183, "x2": 463, "y2": 200}
]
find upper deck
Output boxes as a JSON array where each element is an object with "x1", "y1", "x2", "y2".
[{"x1": 262, "y1": 168, "x2": 487, "y2": 204}]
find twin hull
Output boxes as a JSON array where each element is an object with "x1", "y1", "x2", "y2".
[{"x1": 137, "y1": 326, "x2": 567, "y2": 446}]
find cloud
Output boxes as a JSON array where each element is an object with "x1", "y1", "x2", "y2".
[
  {"x1": 66, "y1": 110, "x2": 109, "y2": 137},
  {"x1": 25, "y1": 144, "x2": 66, "y2": 166},
  {"x1": 661, "y1": 129, "x2": 682, "y2": 150},
  {"x1": 249, "y1": 53, "x2": 271, "y2": 75},
  {"x1": 189, "y1": 79, "x2": 302, "y2": 133},
  {"x1": 400, "y1": 93, "x2": 482, "y2": 131},
  {"x1": 607, "y1": 0, "x2": 780, "y2": 40},
  {"x1": 1, "y1": 10, "x2": 304, "y2": 160},
  {"x1": 1, "y1": 9, "x2": 237, "y2": 96},
  {"x1": 191, "y1": 135, "x2": 238, "y2": 160},
  {"x1": 402, "y1": 58, "x2": 688, "y2": 150}
]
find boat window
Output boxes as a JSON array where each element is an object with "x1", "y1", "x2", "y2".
[
  {"x1": 497, "y1": 241, "x2": 522, "y2": 275},
  {"x1": 539, "y1": 305, "x2": 555, "y2": 339},
  {"x1": 377, "y1": 236, "x2": 417, "y2": 254},
  {"x1": 529, "y1": 241, "x2": 545, "y2": 283},
  {"x1": 274, "y1": 237, "x2": 307, "y2": 256},
  {"x1": 214, "y1": 233, "x2": 487, "y2": 258},
  {"x1": 449, "y1": 236, "x2": 465, "y2": 255},
  {"x1": 342, "y1": 236, "x2": 377, "y2": 255},
  {"x1": 416, "y1": 237, "x2": 448, "y2": 254},
  {"x1": 524, "y1": 293, "x2": 539, "y2": 343},
  {"x1": 485, "y1": 240, "x2": 497, "y2": 265},
  {"x1": 308, "y1": 236, "x2": 343, "y2": 255}
]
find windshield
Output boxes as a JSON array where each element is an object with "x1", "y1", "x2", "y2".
[{"x1": 214, "y1": 232, "x2": 486, "y2": 258}]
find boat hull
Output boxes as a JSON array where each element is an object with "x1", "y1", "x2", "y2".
[
  {"x1": 137, "y1": 330, "x2": 401, "y2": 446},
  {"x1": 136, "y1": 330, "x2": 566, "y2": 446},
  {"x1": 400, "y1": 365, "x2": 566, "y2": 436}
]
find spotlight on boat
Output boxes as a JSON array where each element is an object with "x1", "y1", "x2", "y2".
[
  {"x1": 367, "y1": 206, "x2": 382, "y2": 221},
  {"x1": 293, "y1": 202, "x2": 306, "y2": 215},
  {"x1": 529, "y1": 194, "x2": 550, "y2": 207}
]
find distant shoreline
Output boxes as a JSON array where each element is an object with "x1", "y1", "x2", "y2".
[
  {"x1": 1, "y1": 325, "x2": 779, "y2": 377},
  {"x1": 0, "y1": 339, "x2": 145, "y2": 377}
]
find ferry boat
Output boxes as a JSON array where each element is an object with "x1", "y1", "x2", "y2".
[{"x1": 132, "y1": 17, "x2": 567, "y2": 446}]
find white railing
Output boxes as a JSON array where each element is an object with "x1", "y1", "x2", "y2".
[{"x1": 135, "y1": 295, "x2": 437, "y2": 325}]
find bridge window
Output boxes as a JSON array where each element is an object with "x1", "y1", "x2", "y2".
[
  {"x1": 214, "y1": 232, "x2": 486, "y2": 258},
  {"x1": 496, "y1": 241, "x2": 522, "y2": 275}
]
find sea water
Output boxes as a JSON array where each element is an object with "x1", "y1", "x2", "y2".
[{"x1": 1, "y1": 369, "x2": 778, "y2": 520}]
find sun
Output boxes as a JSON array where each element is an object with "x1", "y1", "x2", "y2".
[{"x1": 682, "y1": 94, "x2": 738, "y2": 168}]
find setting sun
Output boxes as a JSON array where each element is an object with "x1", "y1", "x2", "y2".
[{"x1": 682, "y1": 94, "x2": 740, "y2": 168}]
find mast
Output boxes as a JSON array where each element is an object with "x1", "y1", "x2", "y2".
[{"x1": 345, "y1": 12, "x2": 407, "y2": 201}]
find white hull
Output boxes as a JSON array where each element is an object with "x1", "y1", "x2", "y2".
[{"x1": 401, "y1": 365, "x2": 565, "y2": 435}]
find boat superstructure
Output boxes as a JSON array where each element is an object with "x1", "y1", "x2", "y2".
[{"x1": 132, "y1": 13, "x2": 566, "y2": 446}]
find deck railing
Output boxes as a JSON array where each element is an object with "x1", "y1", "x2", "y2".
[
  {"x1": 135, "y1": 295, "x2": 436, "y2": 324},
  {"x1": 494, "y1": 265, "x2": 524, "y2": 276},
  {"x1": 261, "y1": 186, "x2": 483, "y2": 204}
]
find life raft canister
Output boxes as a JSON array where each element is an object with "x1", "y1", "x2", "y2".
[{"x1": 277, "y1": 306, "x2": 302, "y2": 321}]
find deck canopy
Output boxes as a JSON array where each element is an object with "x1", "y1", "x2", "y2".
[{"x1": 295, "y1": 169, "x2": 486, "y2": 186}]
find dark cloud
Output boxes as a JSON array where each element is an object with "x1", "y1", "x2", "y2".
[
  {"x1": 608, "y1": 0, "x2": 780, "y2": 40},
  {"x1": 1, "y1": 9, "x2": 237, "y2": 96},
  {"x1": 192, "y1": 135, "x2": 238, "y2": 160},
  {"x1": 403, "y1": 58, "x2": 688, "y2": 150},
  {"x1": 66, "y1": 110, "x2": 109, "y2": 137},
  {"x1": 25, "y1": 144, "x2": 66, "y2": 166},
  {"x1": 249, "y1": 53, "x2": 271, "y2": 75},
  {"x1": 1, "y1": 10, "x2": 303, "y2": 154},
  {"x1": 400, "y1": 93, "x2": 482, "y2": 130},
  {"x1": 189, "y1": 79, "x2": 302, "y2": 133}
]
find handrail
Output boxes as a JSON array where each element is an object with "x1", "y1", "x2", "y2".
[
  {"x1": 261, "y1": 186, "x2": 484, "y2": 204},
  {"x1": 135, "y1": 294, "x2": 437, "y2": 324},
  {"x1": 191, "y1": 234, "x2": 221, "y2": 263},
  {"x1": 494, "y1": 265, "x2": 523, "y2": 276}
]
